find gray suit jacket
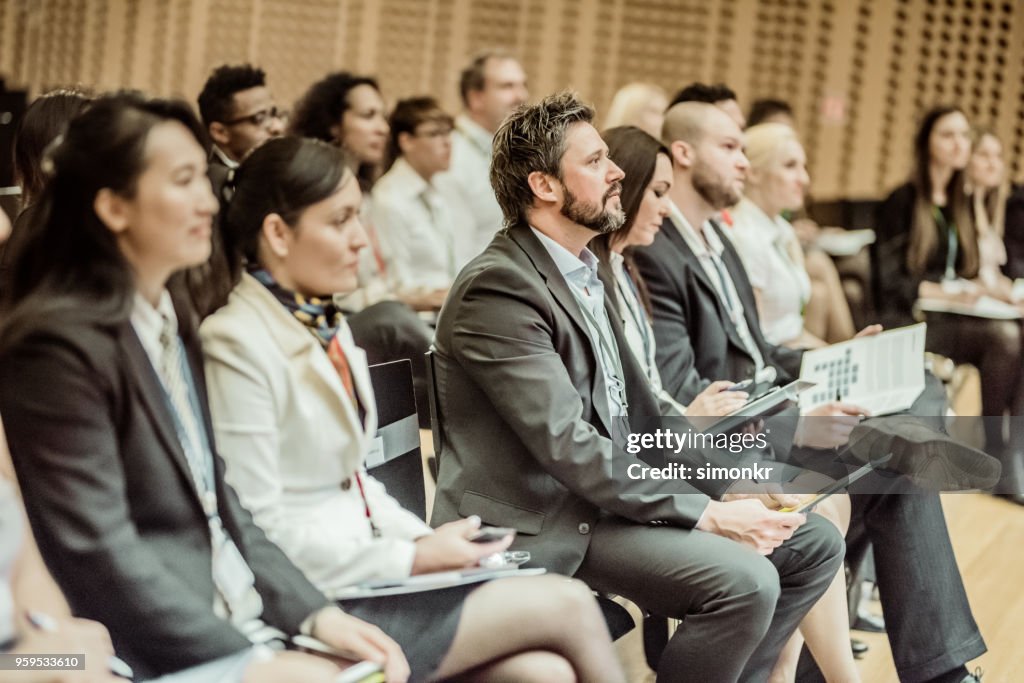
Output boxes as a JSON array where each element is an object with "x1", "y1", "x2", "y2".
[{"x1": 430, "y1": 223, "x2": 733, "y2": 576}]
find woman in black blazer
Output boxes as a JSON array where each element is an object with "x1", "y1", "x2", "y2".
[
  {"x1": 0, "y1": 92, "x2": 409, "y2": 682},
  {"x1": 874, "y1": 106, "x2": 1024, "y2": 498}
]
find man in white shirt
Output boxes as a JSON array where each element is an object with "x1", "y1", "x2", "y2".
[
  {"x1": 443, "y1": 51, "x2": 529, "y2": 253},
  {"x1": 371, "y1": 97, "x2": 476, "y2": 304}
]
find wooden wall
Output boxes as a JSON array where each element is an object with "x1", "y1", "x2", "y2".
[{"x1": 1, "y1": 0, "x2": 1022, "y2": 199}]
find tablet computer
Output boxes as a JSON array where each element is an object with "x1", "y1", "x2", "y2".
[
  {"x1": 779, "y1": 453, "x2": 894, "y2": 513},
  {"x1": 704, "y1": 380, "x2": 816, "y2": 434}
]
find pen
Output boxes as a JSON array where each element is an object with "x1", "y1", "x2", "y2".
[{"x1": 26, "y1": 610, "x2": 135, "y2": 679}]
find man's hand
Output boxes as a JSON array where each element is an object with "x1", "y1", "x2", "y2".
[
  {"x1": 311, "y1": 607, "x2": 410, "y2": 683},
  {"x1": 685, "y1": 381, "x2": 749, "y2": 428},
  {"x1": 695, "y1": 498, "x2": 806, "y2": 555},
  {"x1": 796, "y1": 402, "x2": 871, "y2": 449},
  {"x1": 723, "y1": 481, "x2": 805, "y2": 511},
  {"x1": 401, "y1": 288, "x2": 449, "y2": 312},
  {"x1": 412, "y1": 516, "x2": 514, "y2": 575}
]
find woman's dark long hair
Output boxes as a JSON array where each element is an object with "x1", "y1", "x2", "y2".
[
  {"x1": 590, "y1": 125, "x2": 668, "y2": 317},
  {"x1": 216, "y1": 136, "x2": 350, "y2": 290},
  {"x1": 289, "y1": 72, "x2": 381, "y2": 190},
  {"x1": 12, "y1": 87, "x2": 93, "y2": 206},
  {"x1": 0, "y1": 91, "x2": 207, "y2": 344},
  {"x1": 907, "y1": 105, "x2": 977, "y2": 277}
]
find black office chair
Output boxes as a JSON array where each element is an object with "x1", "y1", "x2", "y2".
[{"x1": 367, "y1": 359, "x2": 427, "y2": 519}]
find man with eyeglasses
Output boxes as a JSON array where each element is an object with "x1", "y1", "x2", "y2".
[
  {"x1": 370, "y1": 97, "x2": 476, "y2": 307},
  {"x1": 187, "y1": 64, "x2": 288, "y2": 318},
  {"x1": 197, "y1": 64, "x2": 286, "y2": 200}
]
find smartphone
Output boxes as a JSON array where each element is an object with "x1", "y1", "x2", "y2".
[
  {"x1": 726, "y1": 379, "x2": 754, "y2": 392},
  {"x1": 469, "y1": 526, "x2": 516, "y2": 543}
]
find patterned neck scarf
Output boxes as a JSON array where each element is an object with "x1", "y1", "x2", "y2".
[{"x1": 249, "y1": 266, "x2": 342, "y2": 349}]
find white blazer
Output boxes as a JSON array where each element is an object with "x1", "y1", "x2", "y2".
[{"x1": 200, "y1": 273, "x2": 431, "y2": 596}]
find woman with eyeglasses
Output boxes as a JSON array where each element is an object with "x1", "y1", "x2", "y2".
[{"x1": 201, "y1": 135, "x2": 626, "y2": 683}]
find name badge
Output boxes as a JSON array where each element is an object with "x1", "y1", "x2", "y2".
[{"x1": 364, "y1": 436, "x2": 386, "y2": 469}]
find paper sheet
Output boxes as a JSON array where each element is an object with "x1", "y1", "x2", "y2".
[{"x1": 798, "y1": 323, "x2": 926, "y2": 415}]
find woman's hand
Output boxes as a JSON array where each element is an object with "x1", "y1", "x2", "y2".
[
  {"x1": 411, "y1": 516, "x2": 514, "y2": 575},
  {"x1": 311, "y1": 607, "x2": 410, "y2": 683},
  {"x1": 11, "y1": 616, "x2": 120, "y2": 683}
]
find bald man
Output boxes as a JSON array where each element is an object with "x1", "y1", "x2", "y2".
[{"x1": 633, "y1": 102, "x2": 986, "y2": 683}]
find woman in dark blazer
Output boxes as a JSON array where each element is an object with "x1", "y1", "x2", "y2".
[
  {"x1": 0, "y1": 92, "x2": 409, "y2": 682},
  {"x1": 874, "y1": 105, "x2": 1024, "y2": 498}
]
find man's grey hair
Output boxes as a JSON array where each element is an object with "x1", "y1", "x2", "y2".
[{"x1": 490, "y1": 91, "x2": 595, "y2": 230}]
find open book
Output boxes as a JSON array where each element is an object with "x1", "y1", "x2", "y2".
[{"x1": 798, "y1": 323, "x2": 926, "y2": 416}]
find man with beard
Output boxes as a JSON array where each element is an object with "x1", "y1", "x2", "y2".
[
  {"x1": 634, "y1": 102, "x2": 986, "y2": 683},
  {"x1": 429, "y1": 92, "x2": 845, "y2": 682}
]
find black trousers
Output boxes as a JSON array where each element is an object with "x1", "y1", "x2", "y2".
[{"x1": 796, "y1": 374, "x2": 986, "y2": 682}]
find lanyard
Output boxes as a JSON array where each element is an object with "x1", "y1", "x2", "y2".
[
  {"x1": 933, "y1": 205, "x2": 958, "y2": 281},
  {"x1": 614, "y1": 269, "x2": 654, "y2": 380},
  {"x1": 353, "y1": 471, "x2": 381, "y2": 538},
  {"x1": 162, "y1": 337, "x2": 218, "y2": 519},
  {"x1": 576, "y1": 295, "x2": 630, "y2": 415}
]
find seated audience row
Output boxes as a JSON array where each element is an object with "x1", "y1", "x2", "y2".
[
  {"x1": 0, "y1": 54, "x2": 1013, "y2": 683},
  {"x1": 0, "y1": 92, "x2": 621, "y2": 683}
]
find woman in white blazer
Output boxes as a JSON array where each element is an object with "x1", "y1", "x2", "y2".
[{"x1": 200, "y1": 136, "x2": 624, "y2": 683}]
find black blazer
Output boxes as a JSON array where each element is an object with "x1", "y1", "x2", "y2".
[
  {"x1": 430, "y1": 223, "x2": 735, "y2": 576},
  {"x1": 0, "y1": 292, "x2": 328, "y2": 680},
  {"x1": 1003, "y1": 184, "x2": 1024, "y2": 280},
  {"x1": 633, "y1": 217, "x2": 803, "y2": 405}
]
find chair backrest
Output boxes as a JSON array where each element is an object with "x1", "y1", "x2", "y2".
[
  {"x1": 424, "y1": 348, "x2": 445, "y2": 459},
  {"x1": 367, "y1": 359, "x2": 426, "y2": 519}
]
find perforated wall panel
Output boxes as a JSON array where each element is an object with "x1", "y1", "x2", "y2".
[{"x1": 0, "y1": 0, "x2": 1021, "y2": 198}]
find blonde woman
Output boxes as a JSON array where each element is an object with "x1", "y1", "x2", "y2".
[
  {"x1": 730, "y1": 123, "x2": 863, "y2": 348},
  {"x1": 603, "y1": 82, "x2": 668, "y2": 138}
]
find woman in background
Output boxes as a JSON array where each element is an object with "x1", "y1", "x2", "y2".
[
  {"x1": 0, "y1": 88, "x2": 92, "y2": 294},
  {"x1": 875, "y1": 106, "x2": 1024, "y2": 499},
  {"x1": 966, "y1": 128, "x2": 1013, "y2": 299},
  {"x1": 730, "y1": 123, "x2": 864, "y2": 349},
  {"x1": 290, "y1": 73, "x2": 436, "y2": 426},
  {"x1": 602, "y1": 83, "x2": 669, "y2": 139}
]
